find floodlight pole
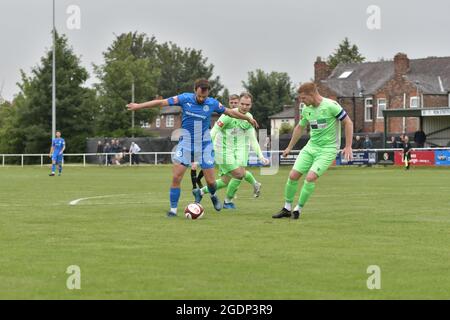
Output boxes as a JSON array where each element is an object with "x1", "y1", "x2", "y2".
[
  {"x1": 52, "y1": 0, "x2": 56, "y2": 139},
  {"x1": 131, "y1": 80, "x2": 135, "y2": 137}
]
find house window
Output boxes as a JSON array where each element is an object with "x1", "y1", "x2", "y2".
[
  {"x1": 365, "y1": 98, "x2": 373, "y2": 122},
  {"x1": 410, "y1": 96, "x2": 419, "y2": 108},
  {"x1": 140, "y1": 121, "x2": 150, "y2": 128},
  {"x1": 166, "y1": 115, "x2": 174, "y2": 128},
  {"x1": 377, "y1": 98, "x2": 387, "y2": 119},
  {"x1": 155, "y1": 117, "x2": 161, "y2": 128},
  {"x1": 338, "y1": 71, "x2": 353, "y2": 79}
]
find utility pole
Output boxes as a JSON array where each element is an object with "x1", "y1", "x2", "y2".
[
  {"x1": 52, "y1": 0, "x2": 56, "y2": 139},
  {"x1": 131, "y1": 80, "x2": 135, "y2": 137}
]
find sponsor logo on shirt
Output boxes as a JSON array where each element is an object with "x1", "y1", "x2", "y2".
[
  {"x1": 310, "y1": 119, "x2": 328, "y2": 130},
  {"x1": 185, "y1": 111, "x2": 207, "y2": 120},
  {"x1": 217, "y1": 121, "x2": 224, "y2": 127}
]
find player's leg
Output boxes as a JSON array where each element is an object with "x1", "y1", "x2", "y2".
[
  {"x1": 200, "y1": 173, "x2": 230, "y2": 196},
  {"x1": 242, "y1": 169, "x2": 262, "y2": 198},
  {"x1": 190, "y1": 162, "x2": 198, "y2": 189},
  {"x1": 202, "y1": 168, "x2": 223, "y2": 211},
  {"x1": 273, "y1": 147, "x2": 313, "y2": 219},
  {"x1": 196, "y1": 170, "x2": 204, "y2": 188},
  {"x1": 49, "y1": 155, "x2": 57, "y2": 176},
  {"x1": 58, "y1": 155, "x2": 63, "y2": 176},
  {"x1": 223, "y1": 167, "x2": 246, "y2": 209},
  {"x1": 294, "y1": 148, "x2": 336, "y2": 219},
  {"x1": 168, "y1": 163, "x2": 188, "y2": 217}
]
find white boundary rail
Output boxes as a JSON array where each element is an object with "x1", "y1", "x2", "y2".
[{"x1": 1, "y1": 148, "x2": 449, "y2": 167}]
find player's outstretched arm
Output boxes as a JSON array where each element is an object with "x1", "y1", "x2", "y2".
[
  {"x1": 248, "y1": 128, "x2": 269, "y2": 165},
  {"x1": 342, "y1": 116, "x2": 354, "y2": 161},
  {"x1": 282, "y1": 124, "x2": 303, "y2": 157},
  {"x1": 224, "y1": 108, "x2": 259, "y2": 128},
  {"x1": 127, "y1": 99, "x2": 169, "y2": 111}
]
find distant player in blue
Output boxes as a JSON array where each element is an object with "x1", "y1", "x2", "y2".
[
  {"x1": 49, "y1": 130, "x2": 65, "y2": 176},
  {"x1": 127, "y1": 79, "x2": 258, "y2": 217}
]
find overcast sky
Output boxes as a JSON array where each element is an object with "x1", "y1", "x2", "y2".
[{"x1": 1, "y1": 0, "x2": 450, "y2": 101}]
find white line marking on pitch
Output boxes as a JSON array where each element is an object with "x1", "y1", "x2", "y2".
[{"x1": 69, "y1": 193, "x2": 154, "y2": 206}]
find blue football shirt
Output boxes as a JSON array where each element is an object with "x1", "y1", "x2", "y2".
[
  {"x1": 167, "y1": 93, "x2": 225, "y2": 150},
  {"x1": 52, "y1": 138, "x2": 65, "y2": 155}
]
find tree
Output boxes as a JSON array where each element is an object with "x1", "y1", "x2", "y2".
[
  {"x1": 156, "y1": 42, "x2": 223, "y2": 98},
  {"x1": 242, "y1": 70, "x2": 295, "y2": 130},
  {"x1": 94, "y1": 32, "x2": 161, "y2": 137},
  {"x1": 94, "y1": 32, "x2": 224, "y2": 136},
  {"x1": 327, "y1": 37, "x2": 366, "y2": 70},
  {"x1": 2, "y1": 32, "x2": 97, "y2": 155}
]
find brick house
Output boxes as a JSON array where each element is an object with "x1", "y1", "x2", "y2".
[
  {"x1": 145, "y1": 105, "x2": 220, "y2": 138},
  {"x1": 314, "y1": 53, "x2": 450, "y2": 135}
]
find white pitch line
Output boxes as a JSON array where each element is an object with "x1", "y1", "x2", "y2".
[{"x1": 69, "y1": 193, "x2": 148, "y2": 206}]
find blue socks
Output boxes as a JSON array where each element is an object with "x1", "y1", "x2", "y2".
[
  {"x1": 207, "y1": 183, "x2": 217, "y2": 196},
  {"x1": 169, "y1": 188, "x2": 181, "y2": 213}
]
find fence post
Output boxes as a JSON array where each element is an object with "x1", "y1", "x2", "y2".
[
  {"x1": 21, "y1": 155, "x2": 24, "y2": 167},
  {"x1": 155, "y1": 152, "x2": 158, "y2": 165},
  {"x1": 2, "y1": 155, "x2": 4, "y2": 167},
  {"x1": 129, "y1": 153, "x2": 132, "y2": 166},
  {"x1": 83, "y1": 154, "x2": 86, "y2": 167},
  {"x1": 41, "y1": 155, "x2": 44, "y2": 167}
]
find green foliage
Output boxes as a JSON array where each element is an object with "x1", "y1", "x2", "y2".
[
  {"x1": 327, "y1": 37, "x2": 366, "y2": 70},
  {"x1": 0, "y1": 33, "x2": 96, "y2": 154},
  {"x1": 242, "y1": 70, "x2": 295, "y2": 130},
  {"x1": 279, "y1": 123, "x2": 294, "y2": 135},
  {"x1": 94, "y1": 32, "x2": 161, "y2": 136},
  {"x1": 94, "y1": 32, "x2": 224, "y2": 136}
]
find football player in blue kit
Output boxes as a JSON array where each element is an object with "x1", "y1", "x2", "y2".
[
  {"x1": 49, "y1": 130, "x2": 66, "y2": 176},
  {"x1": 127, "y1": 79, "x2": 258, "y2": 217}
]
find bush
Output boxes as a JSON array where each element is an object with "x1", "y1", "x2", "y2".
[{"x1": 279, "y1": 123, "x2": 294, "y2": 135}]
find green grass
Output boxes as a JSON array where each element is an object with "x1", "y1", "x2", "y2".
[{"x1": 0, "y1": 165, "x2": 449, "y2": 299}]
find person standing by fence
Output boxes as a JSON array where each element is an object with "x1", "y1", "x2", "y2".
[{"x1": 129, "y1": 142, "x2": 141, "y2": 165}]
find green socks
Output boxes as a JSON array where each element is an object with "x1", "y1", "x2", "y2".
[
  {"x1": 284, "y1": 178, "x2": 299, "y2": 204},
  {"x1": 244, "y1": 171, "x2": 257, "y2": 185},
  {"x1": 299, "y1": 181, "x2": 316, "y2": 208},
  {"x1": 202, "y1": 179, "x2": 227, "y2": 195},
  {"x1": 226, "y1": 178, "x2": 242, "y2": 201}
]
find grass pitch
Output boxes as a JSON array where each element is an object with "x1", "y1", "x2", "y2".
[{"x1": 0, "y1": 165, "x2": 449, "y2": 299}]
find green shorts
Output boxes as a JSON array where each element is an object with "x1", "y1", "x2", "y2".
[
  {"x1": 293, "y1": 143, "x2": 337, "y2": 177},
  {"x1": 218, "y1": 163, "x2": 241, "y2": 177}
]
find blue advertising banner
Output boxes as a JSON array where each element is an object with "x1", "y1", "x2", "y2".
[
  {"x1": 434, "y1": 150, "x2": 450, "y2": 166},
  {"x1": 337, "y1": 151, "x2": 377, "y2": 166}
]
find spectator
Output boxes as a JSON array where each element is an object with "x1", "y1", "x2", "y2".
[
  {"x1": 353, "y1": 135, "x2": 363, "y2": 149},
  {"x1": 362, "y1": 135, "x2": 373, "y2": 149},
  {"x1": 112, "y1": 140, "x2": 123, "y2": 165},
  {"x1": 396, "y1": 134, "x2": 405, "y2": 149},
  {"x1": 96, "y1": 141, "x2": 104, "y2": 165},
  {"x1": 129, "y1": 142, "x2": 141, "y2": 165},
  {"x1": 104, "y1": 142, "x2": 112, "y2": 165},
  {"x1": 387, "y1": 136, "x2": 397, "y2": 149},
  {"x1": 414, "y1": 130, "x2": 426, "y2": 148},
  {"x1": 403, "y1": 136, "x2": 413, "y2": 170}
]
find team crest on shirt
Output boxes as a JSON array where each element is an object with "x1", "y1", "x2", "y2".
[{"x1": 203, "y1": 105, "x2": 210, "y2": 112}]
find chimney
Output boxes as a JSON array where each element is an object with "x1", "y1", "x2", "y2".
[
  {"x1": 314, "y1": 57, "x2": 331, "y2": 82},
  {"x1": 394, "y1": 53, "x2": 410, "y2": 77}
]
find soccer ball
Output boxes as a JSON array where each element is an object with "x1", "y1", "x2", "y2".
[{"x1": 184, "y1": 203, "x2": 205, "y2": 220}]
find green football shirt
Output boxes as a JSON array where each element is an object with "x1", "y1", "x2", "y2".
[
  {"x1": 299, "y1": 97, "x2": 347, "y2": 149},
  {"x1": 211, "y1": 110, "x2": 263, "y2": 166}
]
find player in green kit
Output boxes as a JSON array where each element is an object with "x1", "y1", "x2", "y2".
[
  {"x1": 273, "y1": 82, "x2": 354, "y2": 220},
  {"x1": 193, "y1": 92, "x2": 269, "y2": 209}
]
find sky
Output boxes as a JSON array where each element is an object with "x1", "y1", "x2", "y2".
[{"x1": 1, "y1": 0, "x2": 450, "y2": 101}]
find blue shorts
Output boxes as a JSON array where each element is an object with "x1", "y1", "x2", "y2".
[
  {"x1": 52, "y1": 153, "x2": 64, "y2": 164},
  {"x1": 173, "y1": 143, "x2": 215, "y2": 169}
]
